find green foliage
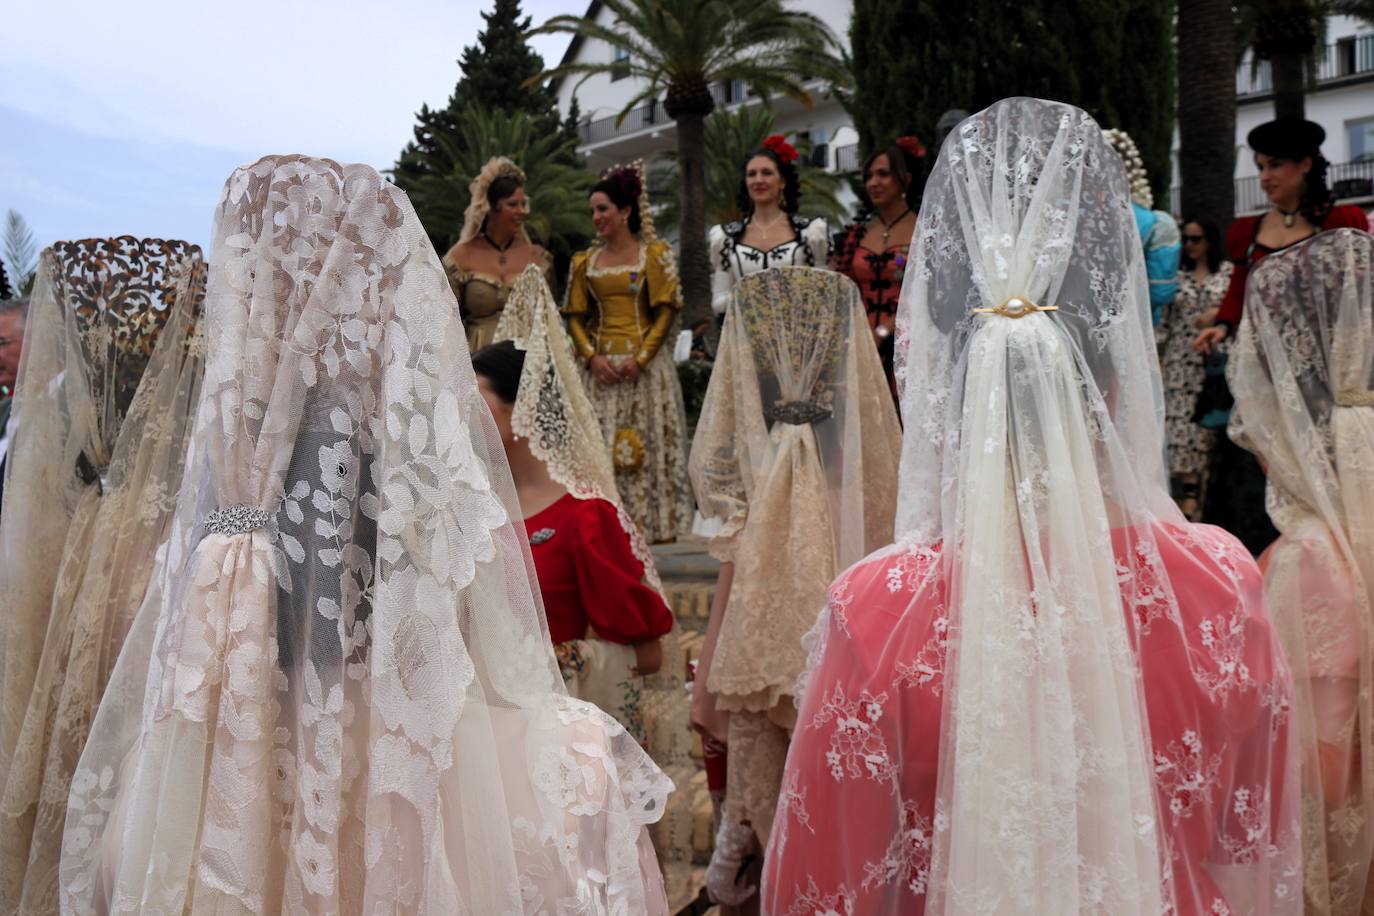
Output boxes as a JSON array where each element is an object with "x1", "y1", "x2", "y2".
[
  {"x1": 393, "y1": 0, "x2": 580, "y2": 252},
  {"x1": 648, "y1": 106, "x2": 849, "y2": 232},
  {"x1": 400, "y1": 104, "x2": 593, "y2": 265},
  {"x1": 847, "y1": 0, "x2": 1176, "y2": 206},
  {"x1": 0, "y1": 258, "x2": 11, "y2": 301},
  {"x1": 3, "y1": 211, "x2": 37, "y2": 297},
  {"x1": 531, "y1": 0, "x2": 849, "y2": 118}
]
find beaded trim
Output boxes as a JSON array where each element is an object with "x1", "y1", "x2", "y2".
[
  {"x1": 205, "y1": 505, "x2": 272, "y2": 536},
  {"x1": 765, "y1": 400, "x2": 833, "y2": 426}
]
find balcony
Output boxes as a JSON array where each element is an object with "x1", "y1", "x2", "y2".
[
  {"x1": 1169, "y1": 158, "x2": 1374, "y2": 215},
  {"x1": 1237, "y1": 34, "x2": 1374, "y2": 98},
  {"x1": 835, "y1": 143, "x2": 860, "y2": 172}
]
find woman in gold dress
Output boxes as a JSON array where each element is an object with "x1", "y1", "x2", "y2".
[
  {"x1": 442, "y1": 156, "x2": 554, "y2": 350},
  {"x1": 563, "y1": 164, "x2": 692, "y2": 543}
]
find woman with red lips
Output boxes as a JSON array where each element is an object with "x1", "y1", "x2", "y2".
[
  {"x1": 1193, "y1": 118, "x2": 1369, "y2": 354},
  {"x1": 832, "y1": 137, "x2": 925, "y2": 394},
  {"x1": 562, "y1": 163, "x2": 693, "y2": 544},
  {"x1": 707, "y1": 136, "x2": 830, "y2": 318}
]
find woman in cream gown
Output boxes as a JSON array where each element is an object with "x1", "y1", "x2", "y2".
[{"x1": 58, "y1": 155, "x2": 671, "y2": 916}]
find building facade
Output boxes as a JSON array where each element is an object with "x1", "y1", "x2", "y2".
[{"x1": 550, "y1": 0, "x2": 859, "y2": 197}]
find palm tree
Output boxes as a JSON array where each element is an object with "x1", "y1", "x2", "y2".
[
  {"x1": 648, "y1": 105, "x2": 849, "y2": 234},
  {"x1": 394, "y1": 104, "x2": 593, "y2": 264},
  {"x1": 2, "y1": 211, "x2": 38, "y2": 298},
  {"x1": 529, "y1": 0, "x2": 847, "y2": 328},
  {"x1": 1178, "y1": 0, "x2": 1236, "y2": 220}
]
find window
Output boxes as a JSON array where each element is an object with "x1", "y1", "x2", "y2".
[
  {"x1": 611, "y1": 45, "x2": 630, "y2": 82},
  {"x1": 809, "y1": 128, "x2": 830, "y2": 169},
  {"x1": 1348, "y1": 117, "x2": 1374, "y2": 162},
  {"x1": 1338, "y1": 36, "x2": 1358, "y2": 77}
]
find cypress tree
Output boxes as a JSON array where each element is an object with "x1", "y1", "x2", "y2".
[
  {"x1": 848, "y1": 0, "x2": 1175, "y2": 203},
  {"x1": 394, "y1": 0, "x2": 581, "y2": 249}
]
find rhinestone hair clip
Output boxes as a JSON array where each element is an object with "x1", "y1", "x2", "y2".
[{"x1": 205, "y1": 505, "x2": 272, "y2": 536}]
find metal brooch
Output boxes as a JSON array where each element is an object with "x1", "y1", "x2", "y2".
[
  {"x1": 530, "y1": 528, "x2": 556, "y2": 545},
  {"x1": 205, "y1": 505, "x2": 272, "y2": 536},
  {"x1": 765, "y1": 400, "x2": 833, "y2": 426}
]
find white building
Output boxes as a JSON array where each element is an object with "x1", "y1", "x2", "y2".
[
  {"x1": 1171, "y1": 14, "x2": 1374, "y2": 215},
  {"x1": 550, "y1": 0, "x2": 860, "y2": 182}
]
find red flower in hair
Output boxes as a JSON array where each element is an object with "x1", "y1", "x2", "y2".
[
  {"x1": 896, "y1": 135, "x2": 926, "y2": 159},
  {"x1": 763, "y1": 134, "x2": 799, "y2": 164}
]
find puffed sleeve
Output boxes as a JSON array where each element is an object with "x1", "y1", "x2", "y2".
[
  {"x1": 709, "y1": 224, "x2": 733, "y2": 316},
  {"x1": 442, "y1": 245, "x2": 467, "y2": 316},
  {"x1": 573, "y1": 499, "x2": 675, "y2": 645},
  {"x1": 802, "y1": 217, "x2": 830, "y2": 268},
  {"x1": 634, "y1": 241, "x2": 683, "y2": 366},
  {"x1": 563, "y1": 249, "x2": 596, "y2": 360},
  {"x1": 1328, "y1": 204, "x2": 1371, "y2": 232},
  {"x1": 1217, "y1": 217, "x2": 1257, "y2": 328},
  {"x1": 1144, "y1": 210, "x2": 1181, "y2": 324}
]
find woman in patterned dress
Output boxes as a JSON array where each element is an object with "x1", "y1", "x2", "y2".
[{"x1": 1160, "y1": 216, "x2": 1232, "y2": 519}]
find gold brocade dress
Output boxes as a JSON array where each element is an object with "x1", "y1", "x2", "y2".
[
  {"x1": 563, "y1": 240, "x2": 692, "y2": 542},
  {"x1": 443, "y1": 247, "x2": 554, "y2": 351}
]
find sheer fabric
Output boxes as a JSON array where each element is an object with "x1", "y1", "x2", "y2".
[
  {"x1": 59, "y1": 155, "x2": 671, "y2": 915},
  {"x1": 0, "y1": 237, "x2": 205, "y2": 915},
  {"x1": 689, "y1": 266, "x2": 900, "y2": 842},
  {"x1": 762, "y1": 98, "x2": 1301, "y2": 915},
  {"x1": 494, "y1": 266, "x2": 695, "y2": 908},
  {"x1": 1228, "y1": 227, "x2": 1374, "y2": 914}
]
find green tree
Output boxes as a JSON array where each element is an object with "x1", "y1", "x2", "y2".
[
  {"x1": 393, "y1": 0, "x2": 578, "y2": 251},
  {"x1": 846, "y1": 0, "x2": 1175, "y2": 207},
  {"x1": 0, "y1": 259, "x2": 11, "y2": 301},
  {"x1": 648, "y1": 105, "x2": 849, "y2": 233},
  {"x1": 401, "y1": 104, "x2": 593, "y2": 269},
  {"x1": 2, "y1": 211, "x2": 37, "y2": 297},
  {"x1": 530, "y1": 0, "x2": 847, "y2": 328}
]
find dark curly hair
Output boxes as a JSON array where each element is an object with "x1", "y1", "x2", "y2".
[
  {"x1": 861, "y1": 143, "x2": 923, "y2": 212},
  {"x1": 1179, "y1": 214, "x2": 1223, "y2": 274},
  {"x1": 471, "y1": 340, "x2": 525, "y2": 404},
  {"x1": 1300, "y1": 153, "x2": 1334, "y2": 226},
  {"x1": 736, "y1": 147, "x2": 801, "y2": 217},
  {"x1": 590, "y1": 168, "x2": 643, "y2": 234}
]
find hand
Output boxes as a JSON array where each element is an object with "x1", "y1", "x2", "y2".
[
  {"x1": 589, "y1": 355, "x2": 619, "y2": 386},
  {"x1": 705, "y1": 820, "x2": 758, "y2": 905},
  {"x1": 1194, "y1": 307, "x2": 1219, "y2": 330},
  {"x1": 1191, "y1": 325, "x2": 1228, "y2": 354},
  {"x1": 618, "y1": 358, "x2": 643, "y2": 383},
  {"x1": 632, "y1": 638, "x2": 663, "y2": 676}
]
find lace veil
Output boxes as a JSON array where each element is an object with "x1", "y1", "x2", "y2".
[
  {"x1": 690, "y1": 266, "x2": 900, "y2": 719},
  {"x1": 60, "y1": 155, "x2": 671, "y2": 915},
  {"x1": 0, "y1": 237, "x2": 204, "y2": 913},
  {"x1": 893, "y1": 98, "x2": 1296, "y2": 912},
  {"x1": 1229, "y1": 227, "x2": 1374, "y2": 912},
  {"x1": 457, "y1": 156, "x2": 530, "y2": 246}
]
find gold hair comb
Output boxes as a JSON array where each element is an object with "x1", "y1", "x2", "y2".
[{"x1": 973, "y1": 296, "x2": 1059, "y2": 319}]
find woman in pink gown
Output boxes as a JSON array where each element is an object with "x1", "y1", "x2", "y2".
[{"x1": 762, "y1": 98, "x2": 1302, "y2": 916}]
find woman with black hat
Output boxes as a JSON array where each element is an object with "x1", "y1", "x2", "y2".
[{"x1": 1193, "y1": 117, "x2": 1369, "y2": 352}]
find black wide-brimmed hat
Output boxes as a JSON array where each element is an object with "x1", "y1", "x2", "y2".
[{"x1": 1247, "y1": 118, "x2": 1326, "y2": 159}]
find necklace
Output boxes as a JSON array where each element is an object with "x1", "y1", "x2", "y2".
[
  {"x1": 1277, "y1": 205, "x2": 1300, "y2": 229},
  {"x1": 752, "y1": 211, "x2": 787, "y2": 234},
  {"x1": 877, "y1": 207, "x2": 913, "y2": 244},
  {"x1": 482, "y1": 229, "x2": 515, "y2": 267}
]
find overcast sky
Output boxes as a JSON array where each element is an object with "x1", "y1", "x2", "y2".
[{"x1": 1, "y1": 0, "x2": 576, "y2": 258}]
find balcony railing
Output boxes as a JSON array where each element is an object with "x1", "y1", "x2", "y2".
[
  {"x1": 835, "y1": 143, "x2": 860, "y2": 172},
  {"x1": 1169, "y1": 158, "x2": 1374, "y2": 215},
  {"x1": 1237, "y1": 34, "x2": 1374, "y2": 97},
  {"x1": 580, "y1": 100, "x2": 663, "y2": 144}
]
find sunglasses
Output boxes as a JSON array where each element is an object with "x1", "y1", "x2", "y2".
[{"x1": 1182, "y1": 235, "x2": 1206, "y2": 243}]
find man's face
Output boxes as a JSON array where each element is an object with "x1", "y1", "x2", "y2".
[{"x1": 0, "y1": 311, "x2": 25, "y2": 392}]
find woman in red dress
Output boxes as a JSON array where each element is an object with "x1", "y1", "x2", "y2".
[
  {"x1": 832, "y1": 137, "x2": 925, "y2": 395},
  {"x1": 763, "y1": 98, "x2": 1301, "y2": 916}
]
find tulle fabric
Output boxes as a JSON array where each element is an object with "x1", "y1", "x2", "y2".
[
  {"x1": 763, "y1": 97, "x2": 1301, "y2": 915},
  {"x1": 493, "y1": 265, "x2": 695, "y2": 909},
  {"x1": 59, "y1": 155, "x2": 671, "y2": 915},
  {"x1": 1229, "y1": 227, "x2": 1374, "y2": 914},
  {"x1": 0, "y1": 237, "x2": 204, "y2": 915}
]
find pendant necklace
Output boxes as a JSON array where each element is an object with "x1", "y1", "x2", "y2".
[
  {"x1": 752, "y1": 211, "x2": 788, "y2": 234},
  {"x1": 1277, "y1": 206, "x2": 1300, "y2": 229},
  {"x1": 483, "y1": 229, "x2": 515, "y2": 267},
  {"x1": 878, "y1": 207, "x2": 912, "y2": 244}
]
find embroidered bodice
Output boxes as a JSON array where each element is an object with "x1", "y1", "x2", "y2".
[{"x1": 709, "y1": 216, "x2": 829, "y2": 315}]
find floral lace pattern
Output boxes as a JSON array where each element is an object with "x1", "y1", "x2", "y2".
[
  {"x1": 1230, "y1": 229, "x2": 1374, "y2": 915},
  {"x1": 58, "y1": 156, "x2": 672, "y2": 916},
  {"x1": 0, "y1": 237, "x2": 205, "y2": 914}
]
